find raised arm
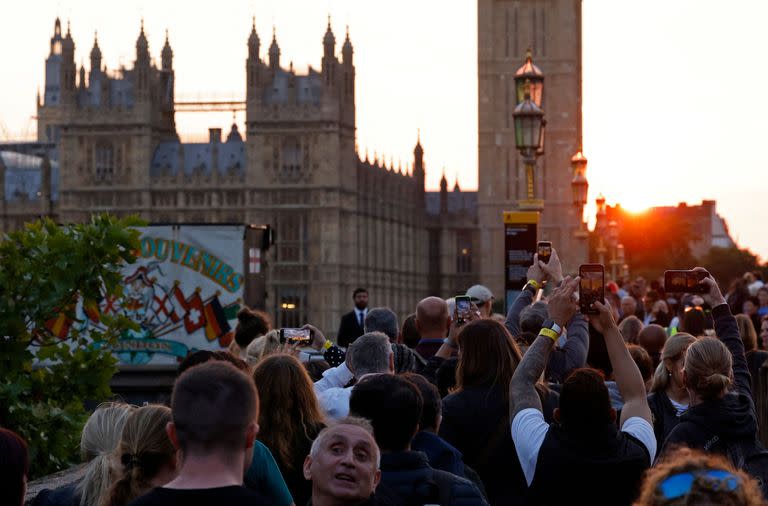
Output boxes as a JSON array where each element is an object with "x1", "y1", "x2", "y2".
[
  {"x1": 510, "y1": 277, "x2": 579, "y2": 419},
  {"x1": 697, "y1": 268, "x2": 751, "y2": 399},
  {"x1": 591, "y1": 301, "x2": 652, "y2": 426},
  {"x1": 545, "y1": 312, "x2": 589, "y2": 383}
]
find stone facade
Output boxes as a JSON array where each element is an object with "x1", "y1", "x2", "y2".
[{"x1": 477, "y1": 0, "x2": 588, "y2": 297}]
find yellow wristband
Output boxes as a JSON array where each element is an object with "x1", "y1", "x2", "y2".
[
  {"x1": 527, "y1": 279, "x2": 541, "y2": 291},
  {"x1": 538, "y1": 328, "x2": 559, "y2": 342},
  {"x1": 322, "y1": 339, "x2": 333, "y2": 350}
]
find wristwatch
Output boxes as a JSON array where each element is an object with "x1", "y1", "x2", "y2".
[{"x1": 540, "y1": 319, "x2": 562, "y2": 336}]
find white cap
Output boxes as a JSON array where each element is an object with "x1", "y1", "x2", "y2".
[{"x1": 466, "y1": 284, "x2": 494, "y2": 303}]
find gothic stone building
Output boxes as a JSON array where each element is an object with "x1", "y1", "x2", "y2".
[{"x1": 0, "y1": 18, "x2": 484, "y2": 334}]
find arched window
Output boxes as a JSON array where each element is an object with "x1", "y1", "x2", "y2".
[{"x1": 94, "y1": 143, "x2": 114, "y2": 184}]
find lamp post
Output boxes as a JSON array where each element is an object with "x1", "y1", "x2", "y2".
[
  {"x1": 570, "y1": 151, "x2": 589, "y2": 238},
  {"x1": 513, "y1": 50, "x2": 545, "y2": 211},
  {"x1": 608, "y1": 219, "x2": 620, "y2": 281},
  {"x1": 595, "y1": 193, "x2": 607, "y2": 264}
]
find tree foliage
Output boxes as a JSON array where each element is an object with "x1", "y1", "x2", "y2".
[
  {"x1": 698, "y1": 246, "x2": 761, "y2": 288},
  {"x1": 0, "y1": 214, "x2": 142, "y2": 478}
]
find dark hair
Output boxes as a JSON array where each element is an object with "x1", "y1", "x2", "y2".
[
  {"x1": 628, "y1": 344, "x2": 653, "y2": 383},
  {"x1": 253, "y1": 354, "x2": 325, "y2": 471},
  {"x1": 235, "y1": 307, "x2": 271, "y2": 348},
  {"x1": 353, "y1": 288, "x2": 368, "y2": 298},
  {"x1": 0, "y1": 428, "x2": 28, "y2": 506},
  {"x1": 401, "y1": 373, "x2": 441, "y2": 432},
  {"x1": 349, "y1": 374, "x2": 422, "y2": 452},
  {"x1": 171, "y1": 361, "x2": 258, "y2": 454},
  {"x1": 682, "y1": 307, "x2": 707, "y2": 337},
  {"x1": 400, "y1": 314, "x2": 420, "y2": 349},
  {"x1": 303, "y1": 360, "x2": 330, "y2": 382},
  {"x1": 559, "y1": 368, "x2": 613, "y2": 432},
  {"x1": 745, "y1": 296, "x2": 760, "y2": 308},
  {"x1": 177, "y1": 349, "x2": 249, "y2": 375},
  {"x1": 364, "y1": 307, "x2": 399, "y2": 342},
  {"x1": 456, "y1": 319, "x2": 522, "y2": 399}
]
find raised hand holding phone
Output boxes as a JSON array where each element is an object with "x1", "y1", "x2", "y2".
[
  {"x1": 692, "y1": 267, "x2": 726, "y2": 308},
  {"x1": 539, "y1": 247, "x2": 564, "y2": 285},
  {"x1": 546, "y1": 276, "x2": 579, "y2": 327},
  {"x1": 589, "y1": 300, "x2": 617, "y2": 334}
]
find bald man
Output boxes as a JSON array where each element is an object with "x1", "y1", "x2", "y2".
[{"x1": 414, "y1": 297, "x2": 452, "y2": 359}]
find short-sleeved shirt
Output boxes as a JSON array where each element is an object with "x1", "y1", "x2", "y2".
[
  {"x1": 127, "y1": 485, "x2": 270, "y2": 506},
  {"x1": 511, "y1": 408, "x2": 657, "y2": 486}
]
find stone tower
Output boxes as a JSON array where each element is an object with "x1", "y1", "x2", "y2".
[{"x1": 477, "y1": 0, "x2": 586, "y2": 298}]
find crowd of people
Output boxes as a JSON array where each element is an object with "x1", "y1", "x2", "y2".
[{"x1": 3, "y1": 248, "x2": 768, "y2": 505}]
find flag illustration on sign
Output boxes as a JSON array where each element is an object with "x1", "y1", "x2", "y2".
[
  {"x1": 150, "y1": 290, "x2": 174, "y2": 324},
  {"x1": 100, "y1": 295, "x2": 118, "y2": 315},
  {"x1": 169, "y1": 284, "x2": 188, "y2": 323},
  {"x1": 184, "y1": 290, "x2": 206, "y2": 334},
  {"x1": 204, "y1": 295, "x2": 232, "y2": 342},
  {"x1": 45, "y1": 312, "x2": 74, "y2": 339},
  {"x1": 83, "y1": 300, "x2": 100, "y2": 323}
]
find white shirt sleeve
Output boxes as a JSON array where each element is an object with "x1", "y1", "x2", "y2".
[
  {"x1": 314, "y1": 362, "x2": 353, "y2": 394},
  {"x1": 621, "y1": 417, "x2": 657, "y2": 464},
  {"x1": 511, "y1": 408, "x2": 549, "y2": 486}
]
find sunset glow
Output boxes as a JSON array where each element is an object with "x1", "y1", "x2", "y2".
[{"x1": 2, "y1": 0, "x2": 767, "y2": 260}]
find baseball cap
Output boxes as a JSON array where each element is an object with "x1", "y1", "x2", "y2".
[{"x1": 467, "y1": 284, "x2": 494, "y2": 303}]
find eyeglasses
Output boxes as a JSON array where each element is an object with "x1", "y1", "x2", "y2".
[{"x1": 657, "y1": 469, "x2": 740, "y2": 500}]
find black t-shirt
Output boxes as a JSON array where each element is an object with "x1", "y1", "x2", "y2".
[{"x1": 128, "y1": 485, "x2": 270, "y2": 506}]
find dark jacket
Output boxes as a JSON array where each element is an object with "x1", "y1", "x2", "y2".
[
  {"x1": 337, "y1": 310, "x2": 365, "y2": 348},
  {"x1": 647, "y1": 389, "x2": 684, "y2": 452},
  {"x1": 529, "y1": 422, "x2": 650, "y2": 506},
  {"x1": 32, "y1": 483, "x2": 79, "y2": 506},
  {"x1": 379, "y1": 451, "x2": 487, "y2": 506},
  {"x1": 411, "y1": 431, "x2": 465, "y2": 477},
  {"x1": 662, "y1": 304, "x2": 758, "y2": 455},
  {"x1": 439, "y1": 383, "x2": 557, "y2": 505}
]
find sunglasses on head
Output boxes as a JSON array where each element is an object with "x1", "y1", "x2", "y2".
[{"x1": 657, "y1": 469, "x2": 740, "y2": 500}]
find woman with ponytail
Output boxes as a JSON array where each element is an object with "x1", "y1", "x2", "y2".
[
  {"x1": 661, "y1": 269, "x2": 766, "y2": 489},
  {"x1": 647, "y1": 333, "x2": 697, "y2": 450},
  {"x1": 34, "y1": 402, "x2": 134, "y2": 506},
  {"x1": 100, "y1": 405, "x2": 177, "y2": 506}
]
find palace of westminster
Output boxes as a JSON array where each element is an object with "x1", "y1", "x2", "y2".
[{"x1": 1, "y1": 1, "x2": 594, "y2": 333}]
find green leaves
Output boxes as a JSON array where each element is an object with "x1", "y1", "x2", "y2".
[{"x1": 0, "y1": 214, "x2": 143, "y2": 478}]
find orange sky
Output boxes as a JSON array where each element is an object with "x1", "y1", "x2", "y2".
[{"x1": 2, "y1": 0, "x2": 767, "y2": 261}]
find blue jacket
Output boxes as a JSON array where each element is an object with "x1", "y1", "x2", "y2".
[
  {"x1": 379, "y1": 451, "x2": 487, "y2": 506},
  {"x1": 411, "y1": 430, "x2": 465, "y2": 477}
]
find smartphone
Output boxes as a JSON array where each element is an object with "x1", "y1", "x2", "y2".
[
  {"x1": 537, "y1": 241, "x2": 552, "y2": 264},
  {"x1": 279, "y1": 328, "x2": 313, "y2": 345},
  {"x1": 579, "y1": 264, "x2": 605, "y2": 315},
  {"x1": 455, "y1": 295, "x2": 472, "y2": 325},
  {"x1": 664, "y1": 270, "x2": 709, "y2": 294}
]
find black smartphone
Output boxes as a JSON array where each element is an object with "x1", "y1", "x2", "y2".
[
  {"x1": 664, "y1": 270, "x2": 709, "y2": 294},
  {"x1": 455, "y1": 295, "x2": 472, "y2": 324},
  {"x1": 579, "y1": 264, "x2": 605, "y2": 315},
  {"x1": 279, "y1": 328, "x2": 313, "y2": 345},
  {"x1": 537, "y1": 241, "x2": 552, "y2": 264}
]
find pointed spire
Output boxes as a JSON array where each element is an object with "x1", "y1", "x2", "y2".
[
  {"x1": 66, "y1": 19, "x2": 71, "y2": 38},
  {"x1": 54, "y1": 17, "x2": 62, "y2": 36},
  {"x1": 269, "y1": 25, "x2": 280, "y2": 69},
  {"x1": 342, "y1": 24, "x2": 353, "y2": 63},
  {"x1": 136, "y1": 18, "x2": 149, "y2": 54},
  {"x1": 161, "y1": 29, "x2": 173, "y2": 70},
  {"x1": 90, "y1": 30, "x2": 102, "y2": 70},
  {"x1": 323, "y1": 14, "x2": 336, "y2": 56},
  {"x1": 248, "y1": 16, "x2": 260, "y2": 54}
]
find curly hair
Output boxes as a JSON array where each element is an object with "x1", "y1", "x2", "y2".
[{"x1": 634, "y1": 447, "x2": 765, "y2": 506}]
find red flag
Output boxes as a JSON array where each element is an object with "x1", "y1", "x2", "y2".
[
  {"x1": 184, "y1": 291, "x2": 206, "y2": 334},
  {"x1": 169, "y1": 285, "x2": 188, "y2": 323},
  {"x1": 83, "y1": 300, "x2": 100, "y2": 323},
  {"x1": 45, "y1": 312, "x2": 73, "y2": 339}
]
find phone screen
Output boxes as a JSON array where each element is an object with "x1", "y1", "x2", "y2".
[
  {"x1": 579, "y1": 264, "x2": 605, "y2": 315},
  {"x1": 280, "y1": 328, "x2": 312, "y2": 345},
  {"x1": 455, "y1": 296, "x2": 471, "y2": 324},
  {"x1": 664, "y1": 270, "x2": 708, "y2": 294},
  {"x1": 537, "y1": 242, "x2": 552, "y2": 264}
]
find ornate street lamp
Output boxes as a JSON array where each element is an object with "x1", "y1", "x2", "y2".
[
  {"x1": 514, "y1": 48, "x2": 544, "y2": 108},
  {"x1": 571, "y1": 151, "x2": 589, "y2": 238},
  {"x1": 513, "y1": 82, "x2": 545, "y2": 209},
  {"x1": 595, "y1": 194, "x2": 607, "y2": 264}
]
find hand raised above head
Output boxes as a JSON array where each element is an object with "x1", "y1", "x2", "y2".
[
  {"x1": 547, "y1": 276, "x2": 579, "y2": 327},
  {"x1": 303, "y1": 323, "x2": 327, "y2": 351},
  {"x1": 540, "y1": 248, "x2": 564, "y2": 285},
  {"x1": 693, "y1": 267, "x2": 726, "y2": 308},
  {"x1": 589, "y1": 300, "x2": 617, "y2": 334},
  {"x1": 527, "y1": 253, "x2": 545, "y2": 285}
]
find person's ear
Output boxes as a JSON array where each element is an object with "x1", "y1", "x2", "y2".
[
  {"x1": 244, "y1": 422, "x2": 258, "y2": 449},
  {"x1": 372, "y1": 469, "x2": 382, "y2": 489},
  {"x1": 553, "y1": 408, "x2": 561, "y2": 423},
  {"x1": 415, "y1": 319, "x2": 423, "y2": 333},
  {"x1": 303, "y1": 455, "x2": 313, "y2": 480},
  {"x1": 682, "y1": 369, "x2": 689, "y2": 389},
  {"x1": 166, "y1": 422, "x2": 181, "y2": 450}
]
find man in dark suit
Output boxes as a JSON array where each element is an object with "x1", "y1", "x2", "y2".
[{"x1": 337, "y1": 288, "x2": 369, "y2": 348}]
